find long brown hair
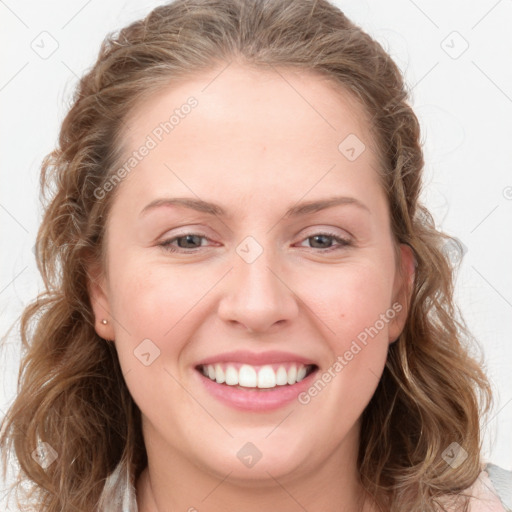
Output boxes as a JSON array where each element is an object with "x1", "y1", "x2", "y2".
[{"x1": 1, "y1": 0, "x2": 492, "y2": 510}]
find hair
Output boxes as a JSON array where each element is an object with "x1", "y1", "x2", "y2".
[{"x1": 1, "y1": 0, "x2": 493, "y2": 510}]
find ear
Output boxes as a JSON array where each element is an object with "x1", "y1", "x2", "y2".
[
  {"x1": 86, "y1": 262, "x2": 115, "y2": 341},
  {"x1": 388, "y1": 243, "x2": 416, "y2": 344}
]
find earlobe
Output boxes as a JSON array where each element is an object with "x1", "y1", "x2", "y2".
[
  {"x1": 86, "y1": 264, "x2": 115, "y2": 341},
  {"x1": 388, "y1": 243, "x2": 416, "y2": 344}
]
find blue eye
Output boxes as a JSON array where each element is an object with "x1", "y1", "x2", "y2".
[
  {"x1": 298, "y1": 232, "x2": 352, "y2": 252},
  {"x1": 159, "y1": 231, "x2": 352, "y2": 254},
  {"x1": 159, "y1": 233, "x2": 209, "y2": 252}
]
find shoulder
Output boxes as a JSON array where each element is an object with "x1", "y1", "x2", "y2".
[{"x1": 465, "y1": 462, "x2": 512, "y2": 512}]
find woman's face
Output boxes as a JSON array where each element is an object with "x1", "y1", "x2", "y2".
[{"x1": 90, "y1": 64, "x2": 414, "y2": 483}]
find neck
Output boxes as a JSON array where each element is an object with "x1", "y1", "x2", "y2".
[{"x1": 136, "y1": 421, "x2": 377, "y2": 512}]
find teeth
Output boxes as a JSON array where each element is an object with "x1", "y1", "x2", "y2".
[
  {"x1": 225, "y1": 366, "x2": 239, "y2": 386},
  {"x1": 201, "y1": 363, "x2": 312, "y2": 389},
  {"x1": 215, "y1": 364, "x2": 225, "y2": 384},
  {"x1": 239, "y1": 365, "x2": 257, "y2": 387},
  {"x1": 258, "y1": 365, "x2": 276, "y2": 388},
  {"x1": 276, "y1": 366, "x2": 288, "y2": 386},
  {"x1": 287, "y1": 365, "x2": 297, "y2": 385}
]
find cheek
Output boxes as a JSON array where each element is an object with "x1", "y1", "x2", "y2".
[
  {"x1": 295, "y1": 259, "x2": 396, "y2": 343},
  {"x1": 108, "y1": 257, "x2": 206, "y2": 337},
  {"x1": 106, "y1": 260, "x2": 206, "y2": 427},
  {"x1": 294, "y1": 259, "x2": 395, "y2": 402},
  {"x1": 106, "y1": 256, "x2": 220, "y2": 387},
  {"x1": 292, "y1": 262, "x2": 395, "y2": 457}
]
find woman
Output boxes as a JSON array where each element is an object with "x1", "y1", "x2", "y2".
[{"x1": 1, "y1": 0, "x2": 510, "y2": 510}]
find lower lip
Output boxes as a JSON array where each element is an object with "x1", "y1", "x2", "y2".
[{"x1": 195, "y1": 368, "x2": 318, "y2": 412}]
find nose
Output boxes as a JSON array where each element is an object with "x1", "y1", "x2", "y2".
[{"x1": 217, "y1": 247, "x2": 300, "y2": 334}]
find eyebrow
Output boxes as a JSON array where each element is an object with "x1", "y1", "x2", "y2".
[{"x1": 139, "y1": 195, "x2": 371, "y2": 218}]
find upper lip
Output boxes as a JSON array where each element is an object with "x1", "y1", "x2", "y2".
[{"x1": 195, "y1": 350, "x2": 317, "y2": 368}]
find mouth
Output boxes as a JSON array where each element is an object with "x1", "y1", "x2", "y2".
[
  {"x1": 194, "y1": 350, "x2": 320, "y2": 411},
  {"x1": 195, "y1": 362, "x2": 318, "y2": 390}
]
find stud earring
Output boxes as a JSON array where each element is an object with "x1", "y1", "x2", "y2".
[{"x1": 101, "y1": 319, "x2": 108, "y2": 325}]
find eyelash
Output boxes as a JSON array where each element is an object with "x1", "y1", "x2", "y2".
[{"x1": 158, "y1": 231, "x2": 352, "y2": 253}]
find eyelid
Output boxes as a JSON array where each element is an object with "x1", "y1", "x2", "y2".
[
  {"x1": 298, "y1": 225, "x2": 353, "y2": 241},
  {"x1": 294, "y1": 230, "x2": 352, "y2": 250},
  {"x1": 159, "y1": 231, "x2": 211, "y2": 248},
  {"x1": 158, "y1": 228, "x2": 353, "y2": 255},
  {"x1": 157, "y1": 226, "x2": 212, "y2": 244},
  {"x1": 301, "y1": 224, "x2": 349, "y2": 235}
]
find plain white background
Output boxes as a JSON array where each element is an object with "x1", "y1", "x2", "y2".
[{"x1": 1, "y1": 0, "x2": 511, "y2": 504}]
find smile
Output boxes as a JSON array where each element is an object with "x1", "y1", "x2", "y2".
[
  {"x1": 197, "y1": 362, "x2": 316, "y2": 389},
  {"x1": 194, "y1": 350, "x2": 319, "y2": 411}
]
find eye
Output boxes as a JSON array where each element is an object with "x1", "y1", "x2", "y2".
[
  {"x1": 158, "y1": 231, "x2": 352, "y2": 254},
  {"x1": 297, "y1": 231, "x2": 352, "y2": 252},
  {"x1": 159, "y1": 233, "x2": 211, "y2": 252}
]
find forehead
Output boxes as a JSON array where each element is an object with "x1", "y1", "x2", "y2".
[
  {"x1": 113, "y1": 63, "x2": 385, "y2": 215},
  {"x1": 123, "y1": 63, "x2": 375, "y2": 150}
]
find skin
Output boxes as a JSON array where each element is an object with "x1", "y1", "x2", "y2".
[{"x1": 89, "y1": 62, "x2": 415, "y2": 512}]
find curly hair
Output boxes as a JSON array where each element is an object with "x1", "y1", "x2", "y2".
[{"x1": 0, "y1": 0, "x2": 492, "y2": 510}]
